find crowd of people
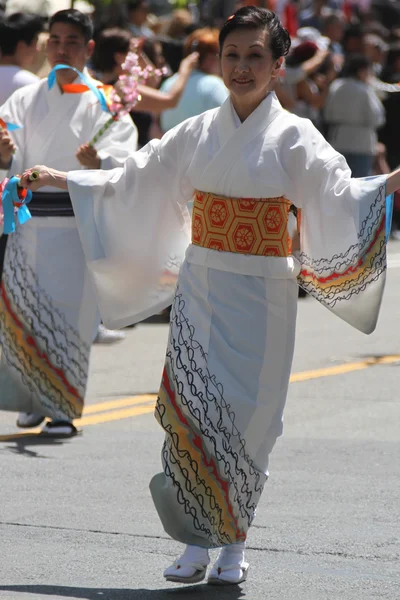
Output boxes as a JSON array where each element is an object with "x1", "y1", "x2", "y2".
[
  {"x1": 0, "y1": 0, "x2": 399, "y2": 589},
  {"x1": 3, "y1": 1, "x2": 400, "y2": 216},
  {"x1": 2, "y1": 2, "x2": 400, "y2": 180}
]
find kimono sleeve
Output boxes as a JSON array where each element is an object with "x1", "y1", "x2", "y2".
[
  {"x1": 280, "y1": 119, "x2": 391, "y2": 334},
  {"x1": 67, "y1": 125, "x2": 194, "y2": 328}
]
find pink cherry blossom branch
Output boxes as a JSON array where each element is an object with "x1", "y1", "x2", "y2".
[{"x1": 89, "y1": 44, "x2": 167, "y2": 147}]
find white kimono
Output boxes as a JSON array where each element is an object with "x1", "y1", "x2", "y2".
[
  {"x1": 67, "y1": 92, "x2": 390, "y2": 547},
  {"x1": 0, "y1": 76, "x2": 138, "y2": 420}
]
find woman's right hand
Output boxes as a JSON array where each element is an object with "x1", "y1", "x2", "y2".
[
  {"x1": 178, "y1": 52, "x2": 199, "y2": 77},
  {"x1": 19, "y1": 165, "x2": 68, "y2": 191}
]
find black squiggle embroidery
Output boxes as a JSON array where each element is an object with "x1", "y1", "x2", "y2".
[
  {"x1": 0, "y1": 231, "x2": 91, "y2": 418},
  {"x1": 156, "y1": 293, "x2": 267, "y2": 546},
  {"x1": 298, "y1": 185, "x2": 387, "y2": 307}
]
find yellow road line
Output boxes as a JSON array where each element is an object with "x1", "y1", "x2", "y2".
[
  {"x1": 0, "y1": 403, "x2": 155, "y2": 441},
  {"x1": 1, "y1": 354, "x2": 399, "y2": 440},
  {"x1": 76, "y1": 403, "x2": 154, "y2": 426},
  {"x1": 83, "y1": 394, "x2": 156, "y2": 414},
  {"x1": 290, "y1": 354, "x2": 400, "y2": 382}
]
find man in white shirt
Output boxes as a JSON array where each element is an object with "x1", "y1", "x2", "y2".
[
  {"x1": 0, "y1": 12, "x2": 43, "y2": 106},
  {"x1": 0, "y1": 9, "x2": 138, "y2": 437}
]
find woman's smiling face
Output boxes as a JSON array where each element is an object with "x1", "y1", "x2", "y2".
[{"x1": 220, "y1": 27, "x2": 282, "y2": 119}]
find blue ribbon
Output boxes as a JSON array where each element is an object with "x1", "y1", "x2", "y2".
[
  {"x1": 5, "y1": 122, "x2": 21, "y2": 131},
  {"x1": 2, "y1": 176, "x2": 32, "y2": 234},
  {"x1": 47, "y1": 64, "x2": 110, "y2": 113}
]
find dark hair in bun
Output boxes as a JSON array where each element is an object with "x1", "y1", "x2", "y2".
[{"x1": 219, "y1": 6, "x2": 291, "y2": 61}]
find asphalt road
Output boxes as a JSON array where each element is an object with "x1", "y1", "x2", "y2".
[{"x1": 0, "y1": 244, "x2": 400, "y2": 600}]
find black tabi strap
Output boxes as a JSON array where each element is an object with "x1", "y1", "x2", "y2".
[{"x1": 29, "y1": 192, "x2": 74, "y2": 217}]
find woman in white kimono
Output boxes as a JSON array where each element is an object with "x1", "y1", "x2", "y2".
[{"x1": 19, "y1": 6, "x2": 399, "y2": 587}]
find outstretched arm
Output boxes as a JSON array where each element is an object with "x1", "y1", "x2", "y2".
[
  {"x1": 386, "y1": 166, "x2": 400, "y2": 196},
  {"x1": 133, "y1": 52, "x2": 198, "y2": 114},
  {"x1": 19, "y1": 166, "x2": 68, "y2": 191}
]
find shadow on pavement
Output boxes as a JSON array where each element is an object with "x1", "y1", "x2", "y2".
[
  {"x1": 0, "y1": 433, "x2": 72, "y2": 458},
  {"x1": 0, "y1": 585, "x2": 246, "y2": 599}
]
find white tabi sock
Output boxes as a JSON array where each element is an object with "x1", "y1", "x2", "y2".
[
  {"x1": 209, "y1": 542, "x2": 248, "y2": 583},
  {"x1": 164, "y1": 544, "x2": 210, "y2": 579}
]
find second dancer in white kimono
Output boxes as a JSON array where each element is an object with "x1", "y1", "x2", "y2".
[
  {"x1": 0, "y1": 9, "x2": 137, "y2": 436},
  {"x1": 19, "y1": 6, "x2": 398, "y2": 586}
]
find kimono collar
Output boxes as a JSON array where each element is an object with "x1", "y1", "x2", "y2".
[
  {"x1": 217, "y1": 92, "x2": 283, "y2": 147},
  {"x1": 199, "y1": 92, "x2": 285, "y2": 190}
]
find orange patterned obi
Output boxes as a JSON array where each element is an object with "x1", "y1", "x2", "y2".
[{"x1": 191, "y1": 190, "x2": 299, "y2": 257}]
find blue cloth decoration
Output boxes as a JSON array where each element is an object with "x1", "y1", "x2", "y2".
[
  {"x1": 385, "y1": 192, "x2": 394, "y2": 242},
  {"x1": 47, "y1": 64, "x2": 110, "y2": 113},
  {"x1": 5, "y1": 122, "x2": 21, "y2": 131},
  {"x1": 2, "y1": 176, "x2": 32, "y2": 234}
]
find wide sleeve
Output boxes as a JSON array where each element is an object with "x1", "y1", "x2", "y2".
[
  {"x1": 67, "y1": 124, "x2": 194, "y2": 328},
  {"x1": 280, "y1": 119, "x2": 391, "y2": 334},
  {"x1": 92, "y1": 113, "x2": 139, "y2": 169}
]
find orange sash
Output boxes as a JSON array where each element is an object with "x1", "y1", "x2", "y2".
[{"x1": 191, "y1": 190, "x2": 299, "y2": 257}]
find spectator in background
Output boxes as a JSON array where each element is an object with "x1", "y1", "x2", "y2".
[
  {"x1": 342, "y1": 23, "x2": 364, "y2": 55},
  {"x1": 164, "y1": 9, "x2": 194, "y2": 39},
  {"x1": 29, "y1": 32, "x2": 52, "y2": 79},
  {"x1": 379, "y1": 43, "x2": 400, "y2": 233},
  {"x1": 160, "y1": 27, "x2": 228, "y2": 132},
  {"x1": 127, "y1": 0, "x2": 154, "y2": 38},
  {"x1": 0, "y1": 12, "x2": 43, "y2": 105},
  {"x1": 279, "y1": 27, "x2": 331, "y2": 93},
  {"x1": 363, "y1": 33, "x2": 388, "y2": 77},
  {"x1": 131, "y1": 37, "x2": 166, "y2": 146},
  {"x1": 201, "y1": 0, "x2": 238, "y2": 28},
  {"x1": 299, "y1": 0, "x2": 326, "y2": 30},
  {"x1": 381, "y1": 42, "x2": 400, "y2": 83},
  {"x1": 283, "y1": 37, "x2": 336, "y2": 129},
  {"x1": 91, "y1": 28, "x2": 198, "y2": 145},
  {"x1": 91, "y1": 28, "x2": 134, "y2": 84},
  {"x1": 321, "y1": 11, "x2": 345, "y2": 58},
  {"x1": 324, "y1": 54, "x2": 385, "y2": 177},
  {"x1": 157, "y1": 36, "x2": 185, "y2": 73},
  {"x1": 0, "y1": 12, "x2": 44, "y2": 293},
  {"x1": 141, "y1": 37, "x2": 166, "y2": 71},
  {"x1": 363, "y1": 21, "x2": 390, "y2": 43}
]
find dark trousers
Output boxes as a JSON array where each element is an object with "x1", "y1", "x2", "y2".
[{"x1": 0, "y1": 234, "x2": 8, "y2": 282}]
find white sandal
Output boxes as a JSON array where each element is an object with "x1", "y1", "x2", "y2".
[
  {"x1": 207, "y1": 561, "x2": 249, "y2": 585},
  {"x1": 16, "y1": 412, "x2": 45, "y2": 428},
  {"x1": 164, "y1": 559, "x2": 209, "y2": 584}
]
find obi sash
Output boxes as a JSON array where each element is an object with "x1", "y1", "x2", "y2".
[
  {"x1": 29, "y1": 192, "x2": 74, "y2": 217},
  {"x1": 191, "y1": 190, "x2": 299, "y2": 257}
]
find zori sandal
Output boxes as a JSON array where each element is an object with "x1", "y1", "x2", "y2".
[
  {"x1": 207, "y1": 561, "x2": 249, "y2": 585},
  {"x1": 164, "y1": 560, "x2": 209, "y2": 584}
]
